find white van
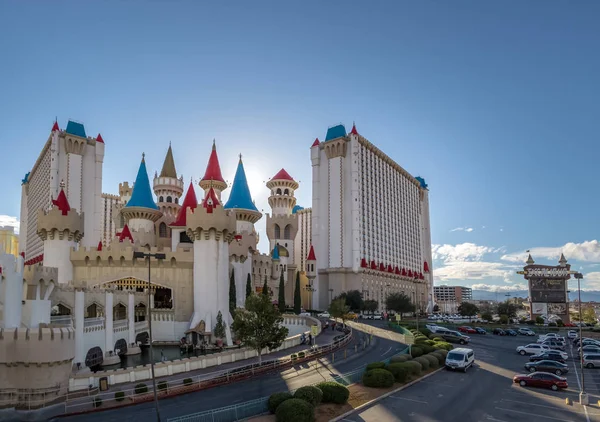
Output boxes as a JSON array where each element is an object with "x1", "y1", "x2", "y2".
[{"x1": 445, "y1": 348, "x2": 475, "y2": 372}]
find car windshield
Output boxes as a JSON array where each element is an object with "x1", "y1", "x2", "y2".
[{"x1": 447, "y1": 352, "x2": 463, "y2": 361}]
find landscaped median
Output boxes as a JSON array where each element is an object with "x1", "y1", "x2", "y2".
[{"x1": 251, "y1": 329, "x2": 452, "y2": 422}]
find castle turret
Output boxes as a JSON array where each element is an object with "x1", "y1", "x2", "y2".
[
  {"x1": 37, "y1": 182, "x2": 84, "y2": 284},
  {"x1": 224, "y1": 155, "x2": 262, "y2": 234},
  {"x1": 199, "y1": 140, "x2": 227, "y2": 200},
  {"x1": 0, "y1": 247, "x2": 25, "y2": 328},
  {"x1": 186, "y1": 185, "x2": 237, "y2": 346},
  {"x1": 153, "y1": 143, "x2": 184, "y2": 247},
  {"x1": 266, "y1": 169, "x2": 298, "y2": 216},
  {"x1": 121, "y1": 154, "x2": 162, "y2": 247},
  {"x1": 306, "y1": 244, "x2": 316, "y2": 281},
  {"x1": 170, "y1": 180, "x2": 197, "y2": 251}
]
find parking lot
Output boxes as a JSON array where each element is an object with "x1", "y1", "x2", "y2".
[{"x1": 342, "y1": 331, "x2": 600, "y2": 421}]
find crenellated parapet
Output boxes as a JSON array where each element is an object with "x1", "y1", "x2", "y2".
[
  {"x1": 37, "y1": 207, "x2": 84, "y2": 242},
  {"x1": 251, "y1": 252, "x2": 275, "y2": 282},
  {"x1": 70, "y1": 242, "x2": 194, "y2": 268},
  {"x1": 23, "y1": 265, "x2": 58, "y2": 284},
  {"x1": 265, "y1": 213, "x2": 298, "y2": 241},
  {"x1": 229, "y1": 229, "x2": 259, "y2": 259},
  {"x1": 186, "y1": 206, "x2": 237, "y2": 242}
]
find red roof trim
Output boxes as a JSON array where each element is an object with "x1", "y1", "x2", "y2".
[
  {"x1": 52, "y1": 188, "x2": 71, "y2": 215},
  {"x1": 171, "y1": 182, "x2": 198, "y2": 227},
  {"x1": 119, "y1": 224, "x2": 134, "y2": 243},
  {"x1": 361, "y1": 258, "x2": 368, "y2": 268},
  {"x1": 370, "y1": 260, "x2": 377, "y2": 270},
  {"x1": 270, "y1": 168, "x2": 295, "y2": 182},
  {"x1": 350, "y1": 124, "x2": 358, "y2": 135},
  {"x1": 52, "y1": 121, "x2": 60, "y2": 132},
  {"x1": 97, "y1": 241, "x2": 103, "y2": 251},
  {"x1": 311, "y1": 138, "x2": 320, "y2": 147},
  {"x1": 96, "y1": 133, "x2": 104, "y2": 143},
  {"x1": 202, "y1": 187, "x2": 220, "y2": 213},
  {"x1": 307, "y1": 245, "x2": 316, "y2": 261},
  {"x1": 424, "y1": 261, "x2": 430, "y2": 273}
]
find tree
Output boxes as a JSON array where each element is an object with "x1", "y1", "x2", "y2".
[
  {"x1": 293, "y1": 272, "x2": 301, "y2": 314},
  {"x1": 214, "y1": 311, "x2": 226, "y2": 340},
  {"x1": 232, "y1": 293, "x2": 289, "y2": 363},
  {"x1": 328, "y1": 298, "x2": 350, "y2": 326},
  {"x1": 583, "y1": 308, "x2": 597, "y2": 325},
  {"x1": 278, "y1": 272, "x2": 286, "y2": 313},
  {"x1": 457, "y1": 302, "x2": 479, "y2": 318},
  {"x1": 433, "y1": 304, "x2": 440, "y2": 313},
  {"x1": 246, "y1": 273, "x2": 252, "y2": 299},
  {"x1": 363, "y1": 300, "x2": 379, "y2": 313},
  {"x1": 335, "y1": 290, "x2": 364, "y2": 312},
  {"x1": 385, "y1": 293, "x2": 414, "y2": 320},
  {"x1": 481, "y1": 312, "x2": 493, "y2": 322},
  {"x1": 262, "y1": 276, "x2": 269, "y2": 297},
  {"x1": 497, "y1": 302, "x2": 517, "y2": 318},
  {"x1": 229, "y1": 269, "x2": 237, "y2": 317}
]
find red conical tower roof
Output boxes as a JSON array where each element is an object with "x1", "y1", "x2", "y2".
[
  {"x1": 97, "y1": 241, "x2": 103, "y2": 251},
  {"x1": 171, "y1": 181, "x2": 198, "y2": 227},
  {"x1": 201, "y1": 140, "x2": 225, "y2": 183},
  {"x1": 350, "y1": 123, "x2": 358, "y2": 135},
  {"x1": 311, "y1": 138, "x2": 320, "y2": 147},
  {"x1": 270, "y1": 168, "x2": 295, "y2": 182},
  {"x1": 202, "y1": 186, "x2": 220, "y2": 213},
  {"x1": 96, "y1": 133, "x2": 104, "y2": 143},
  {"x1": 52, "y1": 184, "x2": 71, "y2": 215},
  {"x1": 119, "y1": 224, "x2": 134, "y2": 243},
  {"x1": 52, "y1": 121, "x2": 60, "y2": 132},
  {"x1": 307, "y1": 245, "x2": 316, "y2": 261}
]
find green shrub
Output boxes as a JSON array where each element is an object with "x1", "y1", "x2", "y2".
[
  {"x1": 134, "y1": 383, "x2": 148, "y2": 394},
  {"x1": 366, "y1": 362, "x2": 386, "y2": 371},
  {"x1": 386, "y1": 363, "x2": 409, "y2": 383},
  {"x1": 298, "y1": 351, "x2": 306, "y2": 358},
  {"x1": 157, "y1": 381, "x2": 168, "y2": 391},
  {"x1": 435, "y1": 349, "x2": 449, "y2": 357},
  {"x1": 430, "y1": 352, "x2": 445, "y2": 364},
  {"x1": 432, "y1": 337, "x2": 444, "y2": 342},
  {"x1": 410, "y1": 346, "x2": 423, "y2": 358},
  {"x1": 428, "y1": 334, "x2": 438, "y2": 340},
  {"x1": 423, "y1": 354, "x2": 439, "y2": 368},
  {"x1": 401, "y1": 360, "x2": 422, "y2": 376},
  {"x1": 414, "y1": 356, "x2": 430, "y2": 370},
  {"x1": 433, "y1": 342, "x2": 453, "y2": 351},
  {"x1": 268, "y1": 392, "x2": 293, "y2": 413},
  {"x1": 291, "y1": 353, "x2": 298, "y2": 360},
  {"x1": 390, "y1": 354, "x2": 412, "y2": 363},
  {"x1": 294, "y1": 385, "x2": 323, "y2": 406},
  {"x1": 114, "y1": 391, "x2": 125, "y2": 402},
  {"x1": 93, "y1": 397, "x2": 102, "y2": 408},
  {"x1": 362, "y1": 368, "x2": 394, "y2": 388},
  {"x1": 420, "y1": 328, "x2": 432, "y2": 337},
  {"x1": 421, "y1": 345, "x2": 435, "y2": 354},
  {"x1": 424, "y1": 340, "x2": 436, "y2": 346},
  {"x1": 316, "y1": 382, "x2": 350, "y2": 404},
  {"x1": 183, "y1": 378, "x2": 193, "y2": 386},
  {"x1": 275, "y1": 398, "x2": 315, "y2": 422}
]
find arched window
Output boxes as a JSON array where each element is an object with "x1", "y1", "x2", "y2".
[
  {"x1": 175, "y1": 197, "x2": 179, "y2": 204},
  {"x1": 166, "y1": 196, "x2": 172, "y2": 203},
  {"x1": 274, "y1": 224, "x2": 280, "y2": 239},
  {"x1": 284, "y1": 224, "x2": 291, "y2": 239},
  {"x1": 284, "y1": 189, "x2": 289, "y2": 195},
  {"x1": 276, "y1": 188, "x2": 282, "y2": 195},
  {"x1": 159, "y1": 222, "x2": 167, "y2": 238},
  {"x1": 159, "y1": 196, "x2": 164, "y2": 202}
]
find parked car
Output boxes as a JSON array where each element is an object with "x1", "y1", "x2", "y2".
[
  {"x1": 345, "y1": 312, "x2": 358, "y2": 320},
  {"x1": 445, "y1": 348, "x2": 475, "y2": 372},
  {"x1": 516, "y1": 343, "x2": 550, "y2": 356},
  {"x1": 372, "y1": 314, "x2": 383, "y2": 320},
  {"x1": 541, "y1": 340, "x2": 565, "y2": 351},
  {"x1": 578, "y1": 345, "x2": 600, "y2": 356},
  {"x1": 513, "y1": 372, "x2": 568, "y2": 391},
  {"x1": 475, "y1": 327, "x2": 487, "y2": 334},
  {"x1": 505, "y1": 329, "x2": 518, "y2": 336},
  {"x1": 317, "y1": 312, "x2": 330, "y2": 318},
  {"x1": 578, "y1": 338, "x2": 600, "y2": 348},
  {"x1": 583, "y1": 353, "x2": 600, "y2": 368},
  {"x1": 567, "y1": 330, "x2": 578, "y2": 339},
  {"x1": 524, "y1": 360, "x2": 569, "y2": 376},
  {"x1": 458, "y1": 326, "x2": 477, "y2": 334},
  {"x1": 518, "y1": 328, "x2": 535, "y2": 336},
  {"x1": 493, "y1": 328, "x2": 506, "y2": 336},
  {"x1": 438, "y1": 330, "x2": 471, "y2": 345},
  {"x1": 530, "y1": 350, "x2": 569, "y2": 363}
]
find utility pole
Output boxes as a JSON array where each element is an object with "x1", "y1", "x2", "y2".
[{"x1": 574, "y1": 272, "x2": 587, "y2": 406}]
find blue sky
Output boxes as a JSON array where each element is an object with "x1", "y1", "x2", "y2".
[{"x1": 1, "y1": 1, "x2": 599, "y2": 291}]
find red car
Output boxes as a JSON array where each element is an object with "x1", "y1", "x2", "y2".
[
  {"x1": 513, "y1": 372, "x2": 568, "y2": 391},
  {"x1": 458, "y1": 326, "x2": 477, "y2": 334}
]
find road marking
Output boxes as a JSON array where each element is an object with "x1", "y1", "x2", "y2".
[
  {"x1": 569, "y1": 342, "x2": 591, "y2": 422},
  {"x1": 494, "y1": 407, "x2": 575, "y2": 421},
  {"x1": 388, "y1": 395, "x2": 428, "y2": 404},
  {"x1": 382, "y1": 346, "x2": 392, "y2": 356},
  {"x1": 500, "y1": 398, "x2": 573, "y2": 411},
  {"x1": 419, "y1": 380, "x2": 457, "y2": 388},
  {"x1": 485, "y1": 415, "x2": 509, "y2": 422}
]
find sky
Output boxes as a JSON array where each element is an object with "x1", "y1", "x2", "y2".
[{"x1": 0, "y1": 1, "x2": 599, "y2": 291}]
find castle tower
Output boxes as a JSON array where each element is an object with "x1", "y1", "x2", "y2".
[
  {"x1": 186, "y1": 185, "x2": 237, "y2": 345},
  {"x1": 37, "y1": 181, "x2": 84, "y2": 284},
  {"x1": 170, "y1": 180, "x2": 198, "y2": 251},
  {"x1": 267, "y1": 169, "x2": 298, "y2": 216},
  {"x1": 224, "y1": 155, "x2": 262, "y2": 234},
  {"x1": 199, "y1": 140, "x2": 227, "y2": 200},
  {"x1": 153, "y1": 144, "x2": 184, "y2": 247},
  {"x1": 0, "y1": 246, "x2": 25, "y2": 328},
  {"x1": 121, "y1": 154, "x2": 162, "y2": 247}
]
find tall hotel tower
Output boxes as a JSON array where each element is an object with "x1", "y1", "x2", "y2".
[{"x1": 309, "y1": 124, "x2": 434, "y2": 313}]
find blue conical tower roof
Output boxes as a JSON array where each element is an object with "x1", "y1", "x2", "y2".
[
  {"x1": 126, "y1": 154, "x2": 159, "y2": 210},
  {"x1": 272, "y1": 244, "x2": 280, "y2": 260},
  {"x1": 224, "y1": 156, "x2": 259, "y2": 212}
]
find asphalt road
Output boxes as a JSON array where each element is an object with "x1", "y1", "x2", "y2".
[
  {"x1": 55, "y1": 321, "x2": 406, "y2": 421},
  {"x1": 344, "y1": 332, "x2": 600, "y2": 422}
]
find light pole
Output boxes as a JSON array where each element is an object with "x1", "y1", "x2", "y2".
[
  {"x1": 133, "y1": 251, "x2": 166, "y2": 421},
  {"x1": 574, "y1": 272, "x2": 587, "y2": 405},
  {"x1": 328, "y1": 288, "x2": 334, "y2": 304}
]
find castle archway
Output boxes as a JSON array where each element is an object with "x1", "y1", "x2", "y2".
[
  {"x1": 136, "y1": 331, "x2": 149, "y2": 345},
  {"x1": 98, "y1": 277, "x2": 173, "y2": 310},
  {"x1": 85, "y1": 346, "x2": 104, "y2": 368},
  {"x1": 115, "y1": 338, "x2": 128, "y2": 355}
]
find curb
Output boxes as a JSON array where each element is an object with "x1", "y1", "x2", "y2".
[{"x1": 330, "y1": 367, "x2": 445, "y2": 422}]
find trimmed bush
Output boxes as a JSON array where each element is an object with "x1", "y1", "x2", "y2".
[
  {"x1": 269, "y1": 392, "x2": 293, "y2": 413},
  {"x1": 421, "y1": 345, "x2": 435, "y2": 354},
  {"x1": 275, "y1": 398, "x2": 315, "y2": 422},
  {"x1": 430, "y1": 352, "x2": 445, "y2": 365},
  {"x1": 134, "y1": 383, "x2": 148, "y2": 394},
  {"x1": 298, "y1": 352, "x2": 306, "y2": 358},
  {"x1": 423, "y1": 354, "x2": 439, "y2": 368},
  {"x1": 114, "y1": 391, "x2": 125, "y2": 402},
  {"x1": 402, "y1": 360, "x2": 422, "y2": 376},
  {"x1": 424, "y1": 340, "x2": 436, "y2": 346},
  {"x1": 157, "y1": 381, "x2": 168, "y2": 391},
  {"x1": 291, "y1": 353, "x2": 298, "y2": 360},
  {"x1": 366, "y1": 362, "x2": 386, "y2": 371},
  {"x1": 432, "y1": 337, "x2": 444, "y2": 342},
  {"x1": 410, "y1": 346, "x2": 424, "y2": 358},
  {"x1": 294, "y1": 385, "x2": 323, "y2": 407},
  {"x1": 414, "y1": 356, "x2": 430, "y2": 370},
  {"x1": 183, "y1": 378, "x2": 193, "y2": 386},
  {"x1": 420, "y1": 328, "x2": 432, "y2": 337},
  {"x1": 433, "y1": 342, "x2": 453, "y2": 351},
  {"x1": 93, "y1": 397, "x2": 102, "y2": 408},
  {"x1": 390, "y1": 354, "x2": 412, "y2": 363},
  {"x1": 435, "y1": 349, "x2": 449, "y2": 357},
  {"x1": 386, "y1": 363, "x2": 409, "y2": 383},
  {"x1": 316, "y1": 382, "x2": 350, "y2": 404},
  {"x1": 362, "y1": 368, "x2": 395, "y2": 388}
]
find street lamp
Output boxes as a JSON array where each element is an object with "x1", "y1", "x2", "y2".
[
  {"x1": 574, "y1": 272, "x2": 587, "y2": 405},
  {"x1": 133, "y1": 251, "x2": 166, "y2": 421},
  {"x1": 328, "y1": 288, "x2": 334, "y2": 304}
]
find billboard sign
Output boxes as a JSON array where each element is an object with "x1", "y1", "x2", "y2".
[
  {"x1": 548, "y1": 303, "x2": 567, "y2": 315},
  {"x1": 530, "y1": 289, "x2": 566, "y2": 303},
  {"x1": 532, "y1": 303, "x2": 548, "y2": 315}
]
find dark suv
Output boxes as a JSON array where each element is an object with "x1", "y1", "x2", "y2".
[
  {"x1": 493, "y1": 328, "x2": 506, "y2": 336},
  {"x1": 439, "y1": 330, "x2": 470, "y2": 345}
]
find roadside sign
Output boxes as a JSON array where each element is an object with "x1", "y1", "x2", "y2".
[{"x1": 311, "y1": 325, "x2": 318, "y2": 336}]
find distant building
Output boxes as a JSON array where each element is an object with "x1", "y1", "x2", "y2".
[
  {"x1": 434, "y1": 285, "x2": 473, "y2": 302},
  {"x1": 0, "y1": 226, "x2": 19, "y2": 257}
]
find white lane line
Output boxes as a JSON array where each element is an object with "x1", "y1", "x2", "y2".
[
  {"x1": 388, "y1": 395, "x2": 428, "y2": 404},
  {"x1": 494, "y1": 407, "x2": 575, "y2": 421},
  {"x1": 419, "y1": 380, "x2": 457, "y2": 388},
  {"x1": 500, "y1": 398, "x2": 574, "y2": 411},
  {"x1": 569, "y1": 342, "x2": 591, "y2": 422},
  {"x1": 382, "y1": 346, "x2": 392, "y2": 356},
  {"x1": 485, "y1": 416, "x2": 509, "y2": 422}
]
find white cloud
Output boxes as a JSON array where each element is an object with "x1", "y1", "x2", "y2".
[
  {"x1": 432, "y1": 243, "x2": 495, "y2": 263},
  {"x1": 501, "y1": 240, "x2": 600, "y2": 264},
  {"x1": 450, "y1": 227, "x2": 474, "y2": 232},
  {"x1": 568, "y1": 272, "x2": 600, "y2": 291},
  {"x1": 470, "y1": 283, "x2": 527, "y2": 292},
  {"x1": 433, "y1": 261, "x2": 515, "y2": 282},
  {"x1": 0, "y1": 215, "x2": 19, "y2": 234}
]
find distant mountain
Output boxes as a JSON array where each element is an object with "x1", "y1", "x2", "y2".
[{"x1": 472, "y1": 289, "x2": 600, "y2": 303}]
